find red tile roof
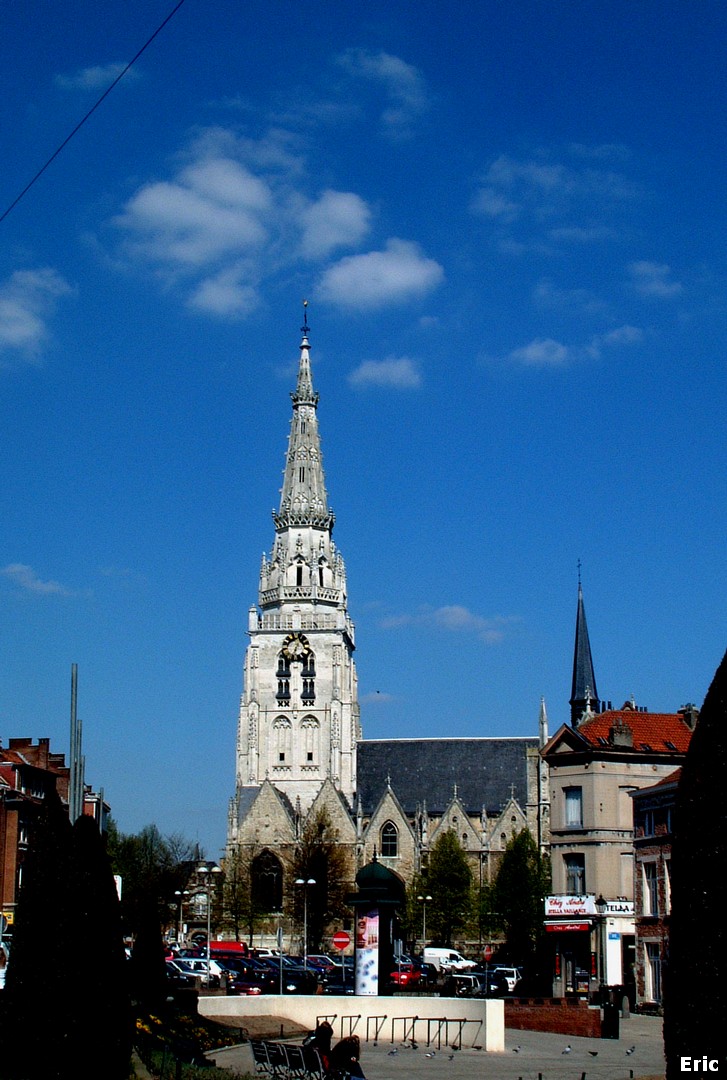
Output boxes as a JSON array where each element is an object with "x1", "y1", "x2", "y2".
[{"x1": 577, "y1": 710, "x2": 693, "y2": 753}]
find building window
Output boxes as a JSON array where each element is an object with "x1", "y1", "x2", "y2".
[
  {"x1": 564, "y1": 787, "x2": 583, "y2": 828},
  {"x1": 564, "y1": 854, "x2": 585, "y2": 894},
  {"x1": 664, "y1": 858, "x2": 672, "y2": 913},
  {"x1": 252, "y1": 850, "x2": 283, "y2": 913},
  {"x1": 643, "y1": 861, "x2": 659, "y2": 916},
  {"x1": 381, "y1": 821, "x2": 399, "y2": 858},
  {"x1": 273, "y1": 717, "x2": 291, "y2": 763},
  {"x1": 301, "y1": 717, "x2": 319, "y2": 763},
  {"x1": 645, "y1": 942, "x2": 662, "y2": 1003}
]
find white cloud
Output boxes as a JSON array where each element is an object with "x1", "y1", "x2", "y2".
[
  {"x1": 472, "y1": 148, "x2": 640, "y2": 251},
  {"x1": 506, "y1": 324, "x2": 642, "y2": 368},
  {"x1": 109, "y1": 128, "x2": 380, "y2": 318},
  {"x1": 508, "y1": 338, "x2": 570, "y2": 367},
  {"x1": 317, "y1": 239, "x2": 443, "y2": 309},
  {"x1": 55, "y1": 62, "x2": 138, "y2": 90},
  {"x1": 0, "y1": 268, "x2": 72, "y2": 361},
  {"x1": 188, "y1": 266, "x2": 260, "y2": 319},
  {"x1": 348, "y1": 356, "x2": 421, "y2": 389},
  {"x1": 336, "y1": 49, "x2": 429, "y2": 136},
  {"x1": 628, "y1": 260, "x2": 683, "y2": 297},
  {"x1": 115, "y1": 159, "x2": 272, "y2": 267},
  {"x1": 300, "y1": 190, "x2": 371, "y2": 258},
  {"x1": 381, "y1": 604, "x2": 518, "y2": 644},
  {"x1": 1, "y1": 563, "x2": 73, "y2": 596}
]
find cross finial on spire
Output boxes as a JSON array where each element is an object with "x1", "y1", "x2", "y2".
[
  {"x1": 301, "y1": 298, "x2": 310, "y2": 336},
  {"x1": 577, "y1": 558, "x2": 582, "y2": 586}
]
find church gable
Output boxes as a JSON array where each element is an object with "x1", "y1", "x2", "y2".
[
  {"x1": 304, "y1": 777, "x2": 357, "y2": 844},
  {"x1": 234, "y1": 780, "x2": 297, "y2": 848},
  {"x1": 362, "y1": 785, "x2": 418, "y2": 878}
]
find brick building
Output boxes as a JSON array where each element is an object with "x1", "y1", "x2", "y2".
[
  {"x1": 630, "y1": 768, "x2": 680, "y2": 1010},
  {"x1": 0, "y1": 736, "x2": 108, "y2": 938}
]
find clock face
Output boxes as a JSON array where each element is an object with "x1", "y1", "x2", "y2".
[{"x1": 283, "y1": 632, "x2": 308, "y2": 660}]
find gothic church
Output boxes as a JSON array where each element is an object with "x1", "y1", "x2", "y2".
[{"x1": 227, "y1": 315, "x2": 549, "y2": 917}]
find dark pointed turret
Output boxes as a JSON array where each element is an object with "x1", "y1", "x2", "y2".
[{"x1": 570, "y1": 577, "x2": 599, "y2": 725}]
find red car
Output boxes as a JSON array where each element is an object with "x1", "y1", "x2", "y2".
[{"x1": 390, "y1": 962, "x2": 422, "y2": 987}]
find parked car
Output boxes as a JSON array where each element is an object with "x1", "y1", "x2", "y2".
[
  {"x1": 165, "y1": 961, "x2": 194, "y2": 989},
  {"x1": 422, "y1": 947, "x2": 476, "y2": 972},
  {"x1": 305, "y1": 954, "x2": 337, "y2": 973},
  {"x1": 254, "y1": 955, "x2": 320, "y2": 994},
  {"x1": 168, "y1": 958, "x2": 220, "y2": 988},
  {"x1": 390, "y1": 962, "x2": 422, "y2": 988},
  {"x1": 491, "y1": 966, "x2": 523, "y2": 993}
]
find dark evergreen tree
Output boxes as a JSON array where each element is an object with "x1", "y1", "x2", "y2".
[
  {"x1": 128, "y1": 900, "x2": 168, "y2": 1008},
  {"x1": 492, "y1": 829, "x2": 550, "y2": 980},
  {"x1": 65, "y1": 815, "x2": 131, "y2": 1079},
  {"x1": 664, "y1": 649, "x2": 727, "y2": 1079},
  {"x1": 0, "y1": 788, "x2": 72, "y2": 1079},
  {"x1": 426, "y1": 829, "x2": 473, "y2": 946}
]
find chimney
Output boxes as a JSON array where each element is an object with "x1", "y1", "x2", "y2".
[
  {"x1": 610, "y1": 717, "x2": 633, "y2": 748},
  {"x1": 678, "y1": 703, "x2": 699, "y2": 730}
]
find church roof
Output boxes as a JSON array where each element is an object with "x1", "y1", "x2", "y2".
[{"x1": 356, "y1": 737, "x2": 538, "y2": 816}]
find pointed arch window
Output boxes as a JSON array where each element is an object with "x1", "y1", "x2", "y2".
[
  {"x1": 273, "y1": 716, "x2": 291, "y2": 762},
  {"x1": 301, "y1": 716, "x2": 319, "y2": 763},
  {"x1": 276, "y1": 652, "x2": 291, "y2": 704},
  {"x1": 381, "y1": 820, "x2": 399, "y2": 858},
  {"x1": 251, "y1": 849, "x2": 283, "y2": 913},
  {"x1": 301, "y1": 648, "x2": 316, "y2": 704}
]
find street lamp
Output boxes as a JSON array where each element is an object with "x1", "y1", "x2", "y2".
[
  {"x1": 295, "y1": 878, "x2": 316, "y2": 968},
  {"x1": 595, "y1": 894, "x2": 608, "y2": 995},
  {"x1": 198, "y1": 863, "x2": 223, "y2": 985},
  {"x1": 417, "y1": 894, "x2": 432, "y2": 946},
  {"x1": 174, "y1": 889, "x2": 189, "y2": 944}
]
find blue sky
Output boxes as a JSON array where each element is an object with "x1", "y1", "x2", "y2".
[{"x1": 1, "y1": 0, "x2": 725, "y2": 860}]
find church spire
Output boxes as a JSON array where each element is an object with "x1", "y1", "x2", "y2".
[
  {"x1": 273, "y1": 302, "x2": 334, "y2": 532},
  {"x1": 570, "y1": 571, "x2": 599, "y2": 725}
]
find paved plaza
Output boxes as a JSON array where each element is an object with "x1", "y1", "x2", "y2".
[{"x1": 208, "y1": 1012, "x2": 665, "y2": 1080}]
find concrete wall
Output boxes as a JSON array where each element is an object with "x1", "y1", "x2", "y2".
[{"x1": 199, "y1": 993, "x2": 505, "y2": 1052}]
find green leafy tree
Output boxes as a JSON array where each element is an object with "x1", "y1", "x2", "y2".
[
  {"x1": 492, "y1": 829, "x2": 550, "y2": 976},
  {"x1": 291, "y1": 809, "x2": 353, "y2": 952},
  {"x1": 664, "y1": 650, "x2": 727, "y2": 1079},
  {"x1": 106, "y1": 820, "x2": 195, "y2": 935},
  {"x1": 426, "y1": 829, "x2": 473, "y2": 946},
  {"x1": 222, "y1": 846, "x2": 267, "y2": 944}
]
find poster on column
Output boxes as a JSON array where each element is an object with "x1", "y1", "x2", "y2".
[{"x1": 355, "y1": 908, "x2": 379, "y2": 995}]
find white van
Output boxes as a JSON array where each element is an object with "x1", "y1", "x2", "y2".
[{"x1": 422, "y1": 947, "x2": 476, "y2": 972}]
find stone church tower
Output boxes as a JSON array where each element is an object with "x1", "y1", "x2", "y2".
[{"x1": 231, "y1": 308, "x2": 361, "y2": 831}]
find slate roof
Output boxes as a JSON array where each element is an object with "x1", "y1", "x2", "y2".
[
  {"x1": 356, "y1": 737, "x2": 538, "y2": 816},
  {"x1": 577, "y1": 710, "x2": 693, "y2": 753}
]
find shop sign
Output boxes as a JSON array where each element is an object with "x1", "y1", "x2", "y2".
[
  {"x1": 546, "y1": 921, "x2": 590, "y2": 933},
  {"x1": 545, "y1": 894, "x2": 595, "y2": 916}
]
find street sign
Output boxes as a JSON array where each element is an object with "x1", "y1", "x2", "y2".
[
  {"x1": 332, "y1": 931, "x2": 351, "y2": 951},
  {"x1": 483, "y1": 944, "x2": 493, "y2": 961}
]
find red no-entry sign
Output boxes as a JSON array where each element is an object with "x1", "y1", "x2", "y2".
[
  {"x1": 483, "y1": 944, "x2": 493, "y2": 961},
  {"x1": 332, "y1": 931, "x2": 351, "y2": 951}
]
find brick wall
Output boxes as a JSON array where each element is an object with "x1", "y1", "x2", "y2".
[{"x1": 505, "y1": 998, "x2": 602, "y2": 1038}]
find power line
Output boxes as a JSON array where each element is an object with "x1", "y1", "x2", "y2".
[{"x1": 0, "y1": 0, "x2": 187, "y2": 225}]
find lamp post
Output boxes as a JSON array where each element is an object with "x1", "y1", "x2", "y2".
[
  {"x1": 295, "y1": 877, "x2": 316, "y2": 968},
  {"x1": 417, "y1": 894, "x2": 432, "y2": 946},
  {"x1": 174, "y1": 889, "x2": 189, "y2": 944},
  {"x1": 595, "y1": 894, "x2": 608, "y2": 996},
  {"x1": 198, "y1": 863, "x2": 223, "y2": 985}
]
